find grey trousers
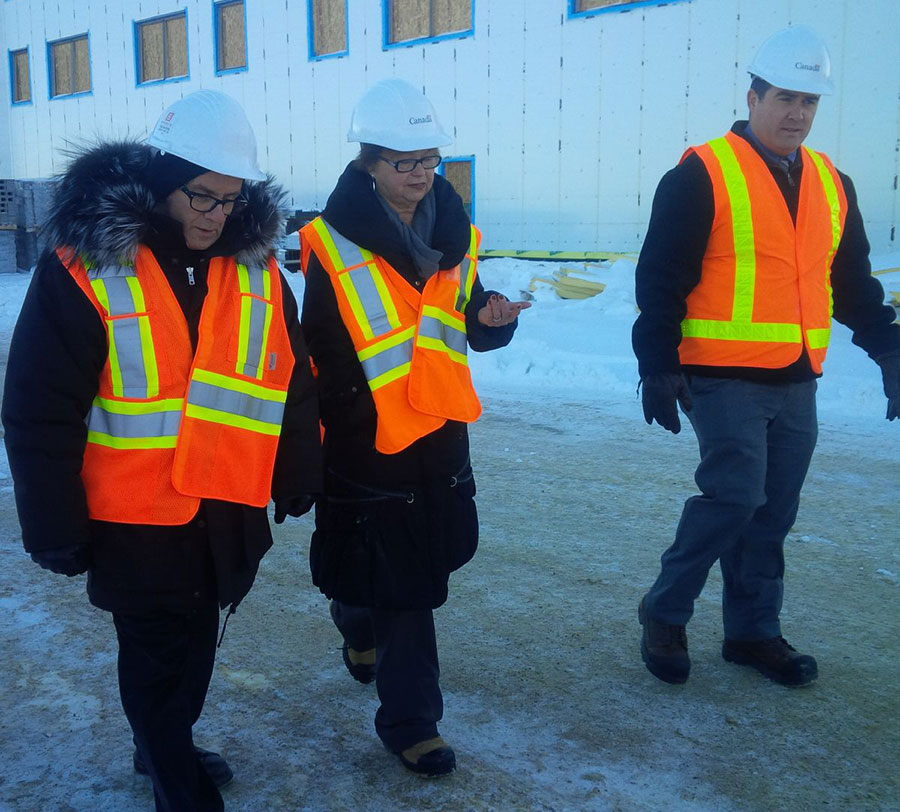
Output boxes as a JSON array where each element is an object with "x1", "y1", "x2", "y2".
[
  {"x1": 643, "y1": 376, "x2": 818, "y2": 640},
  {"x1": 330, "y1": 600, "x2": 442, "y2": 752}
]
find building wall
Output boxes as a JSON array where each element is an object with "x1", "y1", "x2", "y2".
[{"x1": 1, "y1": 0, "x2": 898, "y2": 253}]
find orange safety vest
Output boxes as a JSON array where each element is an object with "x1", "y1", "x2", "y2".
[
  {"x1": 63, "y1": 244, "x2": 294, "y2": 524},
  {"x1": 300, "y1": 216, "x2": 482, "y2": 454},
  {"x1": 678, "y1": 130, "x2": 847, "y2": 373}
]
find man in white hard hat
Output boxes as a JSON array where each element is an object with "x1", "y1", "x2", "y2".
[
  {"x1": 2, "y1": 90, "x2": 322, "y2": 811},
  {"x1": 632, "y1": 26, "x2": 900, "y2": 687}
]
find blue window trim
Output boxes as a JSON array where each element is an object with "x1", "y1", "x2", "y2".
[
  {"x1": 9, "y1": 46, "x2": 33, "y2": 106},
  {"x1": 568, "y1": 0, "x2": 691, "y2": 18},
  {"x1": 47, "y1": 33, "x2": 93, "y2": 100},
  {"x1": 307, "y1": 0, "x2": 349, "y2": 61},
  {"x1": 382, "y1": 0, "x2": 475, "y2": 50},
  {"x1": 214, "y1": 0, "x2": 249, "y2": 75},
  {"x1": 438, "y1": 155, "x2": 476, "y2": 223},
  {"x1": 133, "y1": 10, "x2": 191, "y2": 87}
]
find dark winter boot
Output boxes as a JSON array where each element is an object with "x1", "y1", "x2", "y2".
[
  {"x1": 639, "y1": 598, "x2": 690, "y2": 684},
  {"x1": 722, "y1": 636, "x2": 818, "y2": 687},
  {"x1": 397, "y1": 736, "x2": 456, "y2": 777},
  {"x1": 341, "y1": 642, "x2": 376, "y2": 684},
  {"x1": 133, "y1": 745, "x2": 234, "y2": 788}
]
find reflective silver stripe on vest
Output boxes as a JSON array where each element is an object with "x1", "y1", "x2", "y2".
[
  {"x1": 359, "y1": 338, "x2": 414, "y2": 382},
  {"x1": 242, "y1": 295, "x2": 270, "y2": 377},
  {"x1": 456, "y1": 252, "x2": 474, "y2": 312},
  {"x1": 321, "y1": 221, "x2": 395, "y2": 338},
  {"x1": 236, "y1": 265, "x2": 273, "y2": 378},
  {"x1": 88, "y1": 403, "x2": 182, "y2": 439},
  {"x1": 419, "y1": 314, "x2": 468, "y2": 356},
  {"x1": 90, "y1": 266, "x2": 151, "y2": 398},
  {"x1": 89, "y1": 266, "x2": 138, "y2": 313},
  {"x1": 187, "y1": 379, "x2": 286, "y2": 427},
  {"x1": 324, "y1": 224, "x2": 369, "y2": 269},
  {"x1": 111, "y1": 318, "x2": 150, "y2": 397},
  {"x1": 242, "y1": 265, "x2": 267, "y2": 298},
  {"x1": 346, "y1": 266, "x2": 394, "y2": 337}
]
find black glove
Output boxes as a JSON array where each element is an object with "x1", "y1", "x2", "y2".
[
  {"x1": 877, "y1": 349, "x2": 900, "y2": 421},
  {"x1": 273, "y1": 494, "x2": 317, "y2": 524},
  {"x1": 30, "y1": 545, "x2": 91, "y2": 577},
  {"x1": 641, "y1": 372, "x2": 693, "y2": 434}
]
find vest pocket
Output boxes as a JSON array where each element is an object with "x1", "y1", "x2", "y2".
[{"x1": 227, "y1": 292, "x2": 275, "y2": 379}]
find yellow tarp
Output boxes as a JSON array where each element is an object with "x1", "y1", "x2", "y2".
[{"x1": 528, "y1": 265, "x2": 609, "y2": 300}]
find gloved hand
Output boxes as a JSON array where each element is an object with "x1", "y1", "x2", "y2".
[
  {"x1": 30, "y1": 544, "x2": 91, "y2": 577},
  {"x1": 273, "y1": 494, "x2": 317, "y2": 524},
  {"x1": 876, "y1": 349, "x2": 900, "y2": 421},
  {"x1": 641, "y1": 372, "x2": 693, "y2": 434}
]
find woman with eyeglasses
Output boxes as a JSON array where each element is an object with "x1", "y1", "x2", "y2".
[
  {"x1": 2, "y1": 90, "x2": 322, "y2": 811},
  {"x1": 299, "y1": 78, "x2": 529, "y2": 777}
]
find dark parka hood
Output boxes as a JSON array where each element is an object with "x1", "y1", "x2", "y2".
[{"x1": 42, "y1": 140, "x2": 285, "y2": 269}]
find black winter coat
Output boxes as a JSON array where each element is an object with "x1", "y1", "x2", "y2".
[
  {"x1": 301, "y1": 163, "x2": 516, "y2": 609},
  {"x1": 632, "y1": 122, "x2": 900, "y2": 381},
  {"x1": 1, "y1": 142, "x2": 323, "y2": 613}
]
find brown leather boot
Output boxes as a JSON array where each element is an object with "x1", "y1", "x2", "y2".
[
  {"x1": 341, "y1": 642, "x2": 376, "y2": 684},
  {"x1": 722, "y1": 637, "x2": 818, "y2": 687},
  {"x1": 398, "y1": 736, "x2": 456, "y2": 777},
  {"x1": 639, "y1": 598, "x2": 690, "y2": 684}
]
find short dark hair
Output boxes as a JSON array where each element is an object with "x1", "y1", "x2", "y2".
[
  {"x1": 750, "y1": 75, "x2": 773, "y2": 99},
  {"x1": 355, "y1": 143, "x2": 383, "y2": 172}
]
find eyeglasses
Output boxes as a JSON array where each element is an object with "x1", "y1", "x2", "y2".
[
  {"x1": 378, "y1": 155, "x2": 442, "y2": 173},
  {"x1": 179, "y1": 186, "x2": 247, "y2": 215}
]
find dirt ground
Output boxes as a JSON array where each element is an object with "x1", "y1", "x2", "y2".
[{"x1": 1, "y1": 392, "x2": 898, "y2": 812}]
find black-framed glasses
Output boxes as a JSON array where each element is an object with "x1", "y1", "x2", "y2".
[
  {"x1": 180, "y1": 186, "x2": 247, "y2": 215},
  {"x1": 378, "y1": 155, "x2": 442, "y2": 173}
]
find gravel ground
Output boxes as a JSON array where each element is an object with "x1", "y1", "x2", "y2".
[{"x1": 1, "y1": 392, "x2": 898, "y2": 812}]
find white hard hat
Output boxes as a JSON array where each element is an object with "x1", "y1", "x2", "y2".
[
  {"x1": 347, "y1": 79, "x2": 452, "y2": 151},
  {"x1": 747, "y1": 25, "x2": 834, "y2": 96},
  {"x1": 147, "y1": 90, "x2": 266, "y2": 180}
]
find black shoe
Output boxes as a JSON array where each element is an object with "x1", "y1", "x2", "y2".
[
  {"x1": 639, "y1": 598, "x2": 690, "y2": 684},
  {"x1": 722, "y1": 636, "x2": 818, "y2": 687},
  {"x1": 341, "y1": 641, "x2": 376, "y2": 684},
  {"x1": 397, "y1": 737, "x2": 456, "y2": 777},
  {"x1": 133, "y1": 746, "x2": 234, "y2": 788}
]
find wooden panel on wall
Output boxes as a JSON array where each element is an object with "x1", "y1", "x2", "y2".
[
  {"x1": 140, "y1": 23, "x2": 164, "y2": 82},
  {"x1": 390, "y1": 0, "x2": 430, "y2": 43},
  {"x1": 312, "y1": 0, "x2": 346, "y2": 56},
  {"x1": 165, "y1": 15, "x2": 187, "y2": 77},
  {"x1": 444, "y1": 159, "x2": 472, "y2": 217},
  {"x1": 218, "y1": 2, "x2": 246, "y2": 69},
  {"x1": 433, "y1": 0, "x2": 471, "y2": 34}
]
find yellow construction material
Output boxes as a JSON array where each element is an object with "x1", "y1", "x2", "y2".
[
  {"x1": 528, "y1": 265, "x2": 609, "y2": 300},
  {"x1": 480, "y1": 249, "x2": 636, "y2": 262}
]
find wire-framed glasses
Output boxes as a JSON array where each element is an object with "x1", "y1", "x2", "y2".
[
  {"x1": 180, "y1": 186, "x2": 248, "y2": 215},
  {"x1": 378, "y1": 155, "x2": 443, "y2": 173}
]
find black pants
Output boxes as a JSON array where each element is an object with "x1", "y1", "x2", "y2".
[
  {"x1": 113, "y1": 603, "x2": 223, "y2": 812},
  {"x1": 330, "y1": 600, "x2": 442, "y2": 753}
]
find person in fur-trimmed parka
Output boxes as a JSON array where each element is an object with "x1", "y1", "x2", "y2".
[{"x1": 1, "y1": 91, "x2": 321, "y2": 812}]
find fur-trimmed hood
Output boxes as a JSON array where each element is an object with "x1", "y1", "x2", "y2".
[{"x1": 42, "y1": 141, "x2": 286, "y2": 268}]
